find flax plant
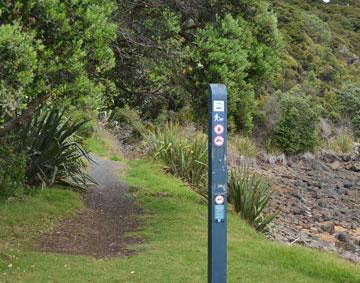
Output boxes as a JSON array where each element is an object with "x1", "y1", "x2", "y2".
[
  {"x1": 22, "y1": 107, "x2": 92, "y2": 189},
  {"x1": 146, "y1": 123, "x2": 208, "y2": 196},
  {"x1": 228, "y1": 167, "x2": 276, "y2": 232}
]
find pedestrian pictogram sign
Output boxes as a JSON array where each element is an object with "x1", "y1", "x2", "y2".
[{"x1": 208, "y1": 84, "x2": 227, "y2": 283}]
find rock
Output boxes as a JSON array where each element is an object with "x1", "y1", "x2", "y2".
[
  {"x1": 319, "y1": 150, "x2": 340, "y2": 163},
  {"x1": 341, "y1": 154, "x2": 352, "y2": 162},
  {"x1": 320, "y1": 222, "x2": 335, "y2": 234},
  {"x1": 321, "y1": 213, "x2": 332, "y2": 221},
  {"x1": 312, "y1": 191, "x2": 320, "y2": 199},
  {"x1": 318, "y1": 200, "x2": 327, "y2": 208},
  {"x1": 336, "y1": 232, "x2": 350, "y2": 243},
  {"x1": 345, "y1": 163, "x2": 360, "y2": 172},
  {"x1": 329, "y1": 161, "x2": 342, "y2": 170},
  {"x1": 294, "y1": 208, "x2": 306, "y2": 215},
  {"x1": 335, "y1": 241, "x2": 356, "y2": 252}
]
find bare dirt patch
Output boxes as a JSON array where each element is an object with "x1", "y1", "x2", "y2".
[{"x1": 38, "y1": 156, "x2": 143, "y2": 259}]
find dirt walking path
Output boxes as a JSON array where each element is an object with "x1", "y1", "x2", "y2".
[{"x1": 38, "y1": 155, "x2": 142, "y2": 258}]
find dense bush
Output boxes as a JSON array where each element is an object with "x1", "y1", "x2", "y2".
[
  {"x1": 273, "y1": 88, "x2": 321, "y2": 154},
  {"x1": 108, "y1": 107, "x2": 146, "y2": 142},
  {"x1": 0, "y1": 0, "x2": 117, "y2": 127},
  {"x1": 228, "y1": 167, "x2": 275, "y2": 232},
  {"x1": 337, "y1": 84, "x2": 360, "y2": 139},
  {"x1": 0, "y1": 23, "x2": 37, "y2": 124},
  {"x1": 146, "y1": 123, "x2": 208, "y2": 196},
  {"x1": 0, "y1": 145, "x2": 27, "y2": 199},
  {"x1": 22, "y1": 107, "x2": 92, "y2": 189},
  {"x1": 191, "y1": 11, "x2": 281, "y2": 133}
]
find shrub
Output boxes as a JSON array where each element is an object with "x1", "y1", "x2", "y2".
[
  {"x1": 272, "y1": 88, "x2": 321, "y2": 154},
  {"x1": 230, "y1": 136, "x2": 258, "y2": 158},
  {"x1": 190, "y1": 11, "x2": 281, "y2": 134},
  {"x1": 0, "y1": 23, "x2": 37, "y2": 124},
  {"x1": 337, "y1": 84, "x2": 360, "y2": 139},
  {"x1": 262, "y1": 138, "x2": 283, "y2": 155},
  {"x1": 330, "y1": 132, "x2": 354, "y2": 154},
  {"x1": 21, "y1": 107, "x2": 92, "y2": 189},
  {"x1": 145, "y1": 123, "x2": 208, "y2": 196},
  {"x1": 108, "y1": 106, "x2": 146, "y2": 142},
  {"x1": 228, "y1": 167, "x2": 276, "y2": 232},
  {"x1": 0, "y1": 144, "x2": 27, "y2": 199}
]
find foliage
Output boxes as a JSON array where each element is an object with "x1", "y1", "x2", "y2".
[
  {"x1": 230, "y1": 136, "x2": 259, "y2": 158},
  {"x1": 0, "y1": 0, "x2": 117, "y2": 124},
  {"x1": 108, "y1": 3, "x2": 190, "y2": 120},
  {"x1": 0, "y1": 23, "x2": 37, "y2": 123},
  {"x1": 21, "y1": 107, "x2": 92, "y2": 189},
  {"x1": 108, "y1": 107, "x2": 146, "y2": 142},
  {"x1": 0, "y1": 144, "x2": 27, "y2": 199},
  {"x1": 145, "y1": 123, "x2": 207, "y2": 196},
  {"x1": 108, "y1": 0, "x2": 282, "y2": 132},
  {"x1": 337, "y1": 84, "x2": 360, "y2": 139},
  {"x1": 330, "y1": 132, "x2": 354, "y2": 154},
  {"x1": 228, "y1": 167, "x2": 276, "y2": 232},
  {"x1": 272, "y1": 88, "x2": 321, "y2": 154},
  {"x1": 190, "y1": 11, "x2": 281, "y2": 133},
  {"x1": 271, "y1": 0, "x2": 360, "y2": 124}
]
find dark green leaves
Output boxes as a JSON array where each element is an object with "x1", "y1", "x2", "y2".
[{"x1": 22, "y1": 107, "x2": 92, "y2": 189}]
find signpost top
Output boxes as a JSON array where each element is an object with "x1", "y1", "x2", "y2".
[{"x1": 209, "y1": 84, "x2": 227, "y2": 100}]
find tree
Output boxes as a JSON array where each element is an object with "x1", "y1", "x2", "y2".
[
  {"x1": 273, "y1": 86, "x2": 321, "y2": 154},
  {"x1": 190, "y1": 10, "x2": 281, "y2": 134},
  {"x1": 337, "y1": 84, "x2": 360, "y2": 139},
  {"x1": 0, "y1": 0, "x2": 117, "y2": 135}
]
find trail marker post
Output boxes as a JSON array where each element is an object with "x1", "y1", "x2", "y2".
[{"x1": 208, "y1": 84, "x2": 227, "y2": 283}]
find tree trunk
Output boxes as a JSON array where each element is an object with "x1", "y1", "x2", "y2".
[{"x1": 0, "y1": 95, "x2": 49, "y2": 137}]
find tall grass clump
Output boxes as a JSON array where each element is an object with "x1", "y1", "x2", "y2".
[
  {"x1": 329, "y1": 132, "x2": 354, "y2": 154},
  {"x1": 21, "y1": 107, "x2": 92, "y2": 189},
  {"x1": 145, "y1": 123, "x2": 208, "y2": 196},
  {"x1": 230, "y1": 136, "x2": 259, "y2": 158},
  {"x1": 228, "y1": 167, "x2": 276, "y2": 232}
]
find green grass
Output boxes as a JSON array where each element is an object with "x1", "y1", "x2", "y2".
[
  {"x1": 0, "y1": 158, "x2": 359, "y2": 282},
  {"x1": 84, "y1": 136, "x2": 112, "y2": 157},
  {"x1": 0, "y1": 189, "x2": 82, "y2": 250},
  {"x1": 83, "y1": 126, "x2": 124, "y2": 162}
]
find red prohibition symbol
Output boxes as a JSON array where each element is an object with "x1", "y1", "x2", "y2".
[
  {"x1": 214, "y1": 135, "x2": 224, "y2": 147},
  {"x1": 214, "y1": 124, "x2": 224, "y2": 135},
  {"x1": 214, "y1": 194, "x2": 225, "y2": 205}
]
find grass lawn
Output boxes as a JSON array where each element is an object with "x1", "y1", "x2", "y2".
[{"x1": 0, "y1": 157, "x2": 359, "y2": 282}]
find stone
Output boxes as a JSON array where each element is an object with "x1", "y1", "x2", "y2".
[
  {"x1": 294, "y1": 208, "x2": 306, "y2": 215},
  {"x1": 341, "y1": 154, "x2": 352, "y2": 162},
  {"x1": 320, "y1": 222, "x2": 335, "y2": 234},
  {"x1": 318, "y1": 200, "x2": 327, "y2": 208},
  {"x1": 336, "y1": 232, "x2": 350, "y2": 243},
  {"x1": 329, "y1": 161, "x2": 341, "y2": 170},
  {"x1": 335, "y1": 241, "x2": 356, "y2": 252},
  {"x1": 321, "y1": 213, "x2": 332, "y2": 221}
]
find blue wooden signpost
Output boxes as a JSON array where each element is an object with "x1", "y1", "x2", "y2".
[{"x1": 208, "y1": 84, "x2": 228, "y2": 283}]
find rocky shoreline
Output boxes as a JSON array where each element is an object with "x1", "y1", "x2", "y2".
[{"x1": 256, "y1": 149, "x2": 360, "y2": 262}]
